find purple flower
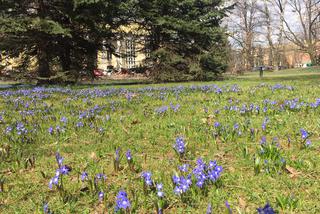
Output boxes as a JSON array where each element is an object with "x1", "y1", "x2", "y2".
[
  {"x1": 260, "y1": 136, "x2": 267, "y2": 145},
  {"x1": 126, "y1": 150, "x2": 132, "y2": 161},
  {"x1": 156, "y1": 183, "x2": 164, "y2": 198},
  {"x1": 95, "y1": 173, "x2": 107, "y2": 183},
  {"x1": 257, "y1": 203, "x2": 276, "y2": 214},
  {"x1": 155, "y1": 106, "x2": 168, "y2": 114},
  {"x1": 43, "y1": 203, "x2": 51, "y2": 214},
  {"x1": 48, "y1": 126, "x2": 54, "y2": 135},
  {"x1": 76, "y1": 121, "x2": 84, "y2": 128},
  {"x1": 60, "y1": 116, "x2": 68, "y2": 124},
  {"x1": 115, "y1": 190, "x2": 131, "y2": 212},
  {"x1": 206, "y1": 203, "x2": 212, "y2": 214},
  {"x1": 115, "y1": 148, "x2": 120, "y2": 161},
  {"x1": 141, "y1": 171, "x2": 153, "y2": 186},
  {"x1": 49, "y1": 176, "x2": 59, "y2": 189},
  {"x1": 300, "y1": 129, "x2": 308, "y2": 139},
  {"x1": 225, "y1": 201, "x2": 232, "y2": 213},
  {"x1": 81, "y1": 172, "x2": 88, "y2": 181},
  {"x1": 208, "y1": 161, "x2": 217, "y2": 169},
  {"x1": 98, "y1": 191, "x2": 104, "y2": 201},
  {"x1": 173, "y1": 175, "x2": 191, "y2": 195},
  {"x1": 306, "y1": 140, "x2": 312, "y2": 147},
  {"x1": 178, "y1": 164, "x2": 189, "y2": 172},
  {"x1": 174, "y1": 137, "x2": 186, "y2": 154},
  {"x1": 55, "y1": 152, "x2": 63, "y2": 167},
  {"x1": 59, "y1": 165, "x2": 71, "y2": 175}
]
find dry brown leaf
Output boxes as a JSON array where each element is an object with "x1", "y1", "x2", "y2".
[
  {"x1": 239, "y1": 197, "x2": 247, "y2": 209},
  {"x1": 286, "y1": 165, "x2": 301, "y2": 178}
]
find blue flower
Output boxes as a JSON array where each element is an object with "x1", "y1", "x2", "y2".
[
  {"x1": 98, "y1": 191, "x2": 104, "y2": 201},
  {"x1": 173, "y1": 175, "x2": 192, "y2": 195},
  {"x1": 81, "y1": 172, "x2": 88, "y2": 181},
  {"x1": 55, "y1": 152, "x2": 63, "y2": 167},
  {"x1": 257, "y1": 203, "x2": 276, "y2": 214},
  {"x1": 60, "y1": 116, "x2": 68, "y2": 124},
  {"x1": 59, "y1": 165, "x2": 71, "y2": 175},
  {"x1": 115, "y1": 148, "x2": 120, "y2": 161},
  {"x1": 115, "y1": 190, "x2": 131, "y2": 212},
  {"x1": 156, "y1": 183, "x2": 164, "y2": 198},
  {"x1": 206, "y1": 203, "x2": 212, "y2": 214},
  {"x1": 95, "y1": 173, "x2": 107, "y2": 183},
  {"x1": 178, "y1": 164, "x2": 189, "y2": 172},
  {"x1": 306, "y1": 140, "x2": 312, "y2": 147},
  {"x1": 126, "y1": 150, "x2": 132, "y2": 161},
  {"x1": 43, "y1": 203, "x2": 52, "y2": 214},
  {"x1": 48, "y1": 176, "x2": 59, "y2": 189},
  {"x1": 260, "y1": 136, "x2": 267, "y2": 145},
  {"x1": 174, "y1": 137, "x2": 186, "y2": 154},
  {"x1": 300, "y1": 129, "x2": 308, "y2": 139},
  {"x1": 141, "y1": 171, "x2": 153, "y2": 186},
  {"x1": 48, "y1": 127, "x2": 53, "y2": 135},
  {"x1": 225, "y1": 201, "x2": 232, "y2": 213}
]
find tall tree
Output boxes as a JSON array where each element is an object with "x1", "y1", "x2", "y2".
[
  {"x1": 132, "y1": 0, "x2": 232, "y2": 81},
  {"x1": 274, "y1": 0, "x2": 320, "y2": 65},
  {"x1": 0, "y1": 0, "x2": 124, "y2": 82},
  {"x1": 227, "y1": 0, "x2": 261, "y2": 71}
]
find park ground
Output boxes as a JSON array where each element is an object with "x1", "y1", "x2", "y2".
[{"x1": 0, "y1": 67, "x2": 320, "y2": 213}]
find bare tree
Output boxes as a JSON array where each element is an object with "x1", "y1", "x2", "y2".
[
  {"x1": 227, "y1": 0, "x2": 262, "y2": 71},
  {"x1": 274, "y1": 0, "x2": 320, "y2": 65},
  {"x1": 260, "y1": 0, "x2": 276, "y2": 66}
]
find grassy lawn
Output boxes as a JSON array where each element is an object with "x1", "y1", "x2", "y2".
[{"x1": 0, "y1": 69, "x2": 320, "y2": 213}]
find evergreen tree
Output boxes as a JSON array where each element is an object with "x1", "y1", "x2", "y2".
[
  {"x1": 0, "y1": 0, "x2": 124, "y2": 83},
  {"x1": 133, "y1": 0, "x2": 232, "y2": 81}
]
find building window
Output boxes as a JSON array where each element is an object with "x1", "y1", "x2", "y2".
[
  {"x1": 101, "y1": 46, "x2": 112, "y2": 61},
  {"x1": 126, "y1": 39, "x2": 136, "y2": 69}
]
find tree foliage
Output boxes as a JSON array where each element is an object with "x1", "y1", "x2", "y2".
[{"x1": 0, "y1": 0, "x2": 231, "y2": 83}]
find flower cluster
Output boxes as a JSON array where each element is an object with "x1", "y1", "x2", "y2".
[
  {"x1": 193, "y1": 159, "x2": 223, "y2": 188},
  {"x1": 257, "y1": 203, "x2": 276, "y2": 214},
  {"x1": 173, "y1": 175, "x2": 192, "y2": 195},
  {"x1": 48, "y1": 153, "x2": 71, "y2": 189},
  {"x1": 173, "y1": 158, "x2": 223, "y2": 195},
  {"x1": 156, "y1": 183, "x2": 164, "y2": 198},
  {"x1": 174, "y1": 137, "x2": 186, "y2": 155},
  {"x1": 115, "y1": 190, "x2": 131, "y2": 212},
  {"x1": 141, "y1": 171, "x2": 153, "y2": 186},
  {"x1": 300, "y1": 129, "x2": 308, "y2": 139}
]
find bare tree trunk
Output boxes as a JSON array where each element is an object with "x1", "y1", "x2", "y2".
[{"x1": 36, "y1": 0, "x2": 51, "y2": 82}]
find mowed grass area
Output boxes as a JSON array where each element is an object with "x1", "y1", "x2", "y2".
[{"x1": 0, "y1": 68, "x2": 320, "y2": 213}]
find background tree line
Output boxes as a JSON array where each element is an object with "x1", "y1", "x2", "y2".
[
  {"x1": 0, "y1": 0, "x2": 232, "y2": 83},
  {"x1": 227, "y1": 0, "x2": 320, "y2": 73}
]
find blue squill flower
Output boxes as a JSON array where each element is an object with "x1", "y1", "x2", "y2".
[
  {"x1": 59, "y1": 165, "x2": 71, "y2": 175},
  {"x1": 81, "y1": 172, "x2": 88, "y2": 181},
  {"x1": 300, "y1": 129, "x2": 308, "y2": 139},
  {"x1": 141, "y1": 171, "x2": 153, "y2": 186},
  {"x1": 48, "y1": 126, "x2": 53, "y2": 135},
  {"x1": 126, "y1": 150, "x2": 132, "y2": 161},
  {"x1": 306, "y1": 140, "x2": 312, "y2": 147},
  {"x1": 257, "y1": 203, "x2": 276, "y2": 214},
  {"x1": 115, "y1": 190, "x2": 131, "y2": 212},
  {"x1": 178, "y1": 164, "x2": 189, "y2": 172},
  {"x1": 95, "y1": 173, "x2": 107, "y2": 183},
  {"x1": 174, "y1": 137, "x2": 186, "y2": 154},
  {"x1": 156, "y1": 183, "x2": 164, "y2": 198},
  {"x1": 98, "y1": 191, "x2": 104, "y2": 201},
  {"x1": 206, "y1": 203, "x2": 212, "y2": 214},
  {"x1": 55, "y1": 152, "x2": 63, "y2": 167},
  {"x1": 225, "y1": 201, "x2": 232, "y2": 213}
]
